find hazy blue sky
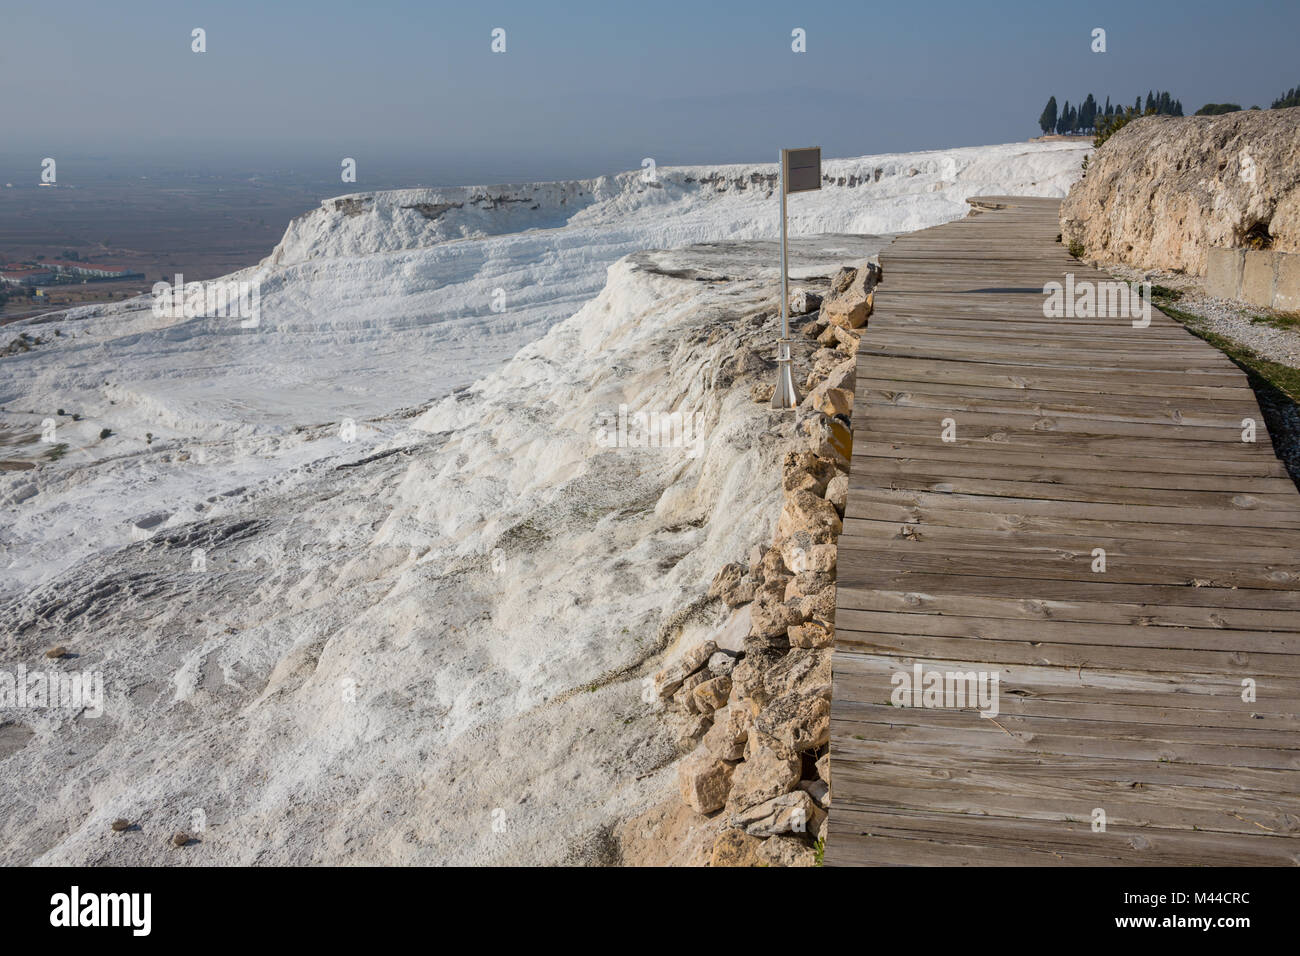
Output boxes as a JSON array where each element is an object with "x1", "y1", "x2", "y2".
[{"x1": 4, "y1": 0, "x2": 1298, "y2": 183}]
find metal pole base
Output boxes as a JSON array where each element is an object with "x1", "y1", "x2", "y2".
[{"x1": 771, "y1": 340, "x2": 801, "y2": 410}]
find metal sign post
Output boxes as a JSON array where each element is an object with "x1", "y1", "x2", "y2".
[{"x1": 772, "y1": 146, "x2": 821, "y2": 410}]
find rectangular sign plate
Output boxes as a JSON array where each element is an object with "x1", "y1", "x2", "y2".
[{"x1": 783, "y1": 147, "x2": 821, "y2": 193}]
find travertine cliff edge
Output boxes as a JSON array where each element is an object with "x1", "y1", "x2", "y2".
[{"x1": 1061, "y1": 108, "x2": 1300, "y2": 275}]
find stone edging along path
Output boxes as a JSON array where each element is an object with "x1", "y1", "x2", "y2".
[{"x1": 649, "y1": 260, "x2": 879, "y2": 867}]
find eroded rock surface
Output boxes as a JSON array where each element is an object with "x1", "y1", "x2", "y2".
[{"x1": 1061, "y1": 108, "x2": 1300, "y2": 274}]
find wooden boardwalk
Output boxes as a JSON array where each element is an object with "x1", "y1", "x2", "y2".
[{"x1": 827, "y1": 197, "x2": 1300, "y2": 866}]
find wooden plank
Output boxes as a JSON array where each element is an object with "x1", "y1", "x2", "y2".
[
  {"x1": 847, "y1": 455, "x2": 1295, "y2": 493},
  {"x1": 843, "y1": 503, "x2": 1300, "y2": 547},
  {"x1": 852, "y1": 441, "x2": 1292, "y2": 478},
  {"x1": 825, "y1": 808, "x2": 1300, "y2": 867},
  {"x1": 837, "y1": 541, "x2": 1300, "y2": 589},
  {"x1": 828, "y1": 196, "x2": 1300, "y2": 867}
]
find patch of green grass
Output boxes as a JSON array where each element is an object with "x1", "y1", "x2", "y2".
[
  {"x1": 1248, "y1": 311, "x2": 1300, "y2": 332},
  {"x1": 1153, "y1": 295, "x2": 1300, "y2": 401},
  {"x1": 1148, "y1": 284, "x2": 1183, "y2": 301},
  {"x1": 43, "y1": 443, "x2": 68, "y2": 462},
  {"x1": 1067, "y1": 240, "x2": 1086, "y2": 259},
  {"x1": 813, "y1": 837, "x2": 825, "y2": 866}
]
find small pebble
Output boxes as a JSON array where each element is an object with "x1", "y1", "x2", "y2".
[
  {"x1": 111, "y1": 819, "x2": 130, "y2": 832},
  {"x1": 171, "y1": 831, "x2": 189, "y2": 847},
  {"x1": 45, "y1": 646, "x2": 67, "y2": 659}
]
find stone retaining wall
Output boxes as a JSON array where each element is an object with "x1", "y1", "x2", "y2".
[
  {"x1": 634, "y1": 259, "x2": 878, "y2": 866},
  {"x1": 1205, "y1": 246, "x2": 1300, "y2": 311}
]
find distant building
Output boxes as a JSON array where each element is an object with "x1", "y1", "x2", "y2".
[
  {"x1": 0, "y1": 267, "x2": 54, "y2": 286},
  {"x1": 0, "y1": 261, "x2": 143, "y2": 285},
  {"x1": 43, "y1": 260, "x2": 144, "y2": 280}
]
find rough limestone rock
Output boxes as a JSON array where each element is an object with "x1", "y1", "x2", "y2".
[
  {"x1": 713, "y1": 605, "x2": 751, "y2": 653},
  {"x1": 782, "y1": 540, "x2": 836, "y2": 575},
  {"x1": 789, "y1": 289, "x2": 823, "y2": 315},
  {"x1": 833, "y1": 325, "x2": 862, "y2": 351},
  {"x1": 678, "y1": 748, "x2": 736, "y2": 814},
  {"x1": 784, "y1": 571, "x2": 834, "y2": 602},
  {"x1": 777, "y1": 490, "x2": 843, "y2": 544},
  {"x1": 825, "y1": 474, "x2": 849, "y2": 513},
  {"x1": 708, "y1": 563, "x2": 746, "y2": 600},
  {"x1": 1060, "y1": 108, "x2": 1300, "y2": 274},
  {"x1": 814, "y1": 387, "x2": 854, "y2": 419},
  {"x1": 756, "y1": 834, "x2": 818, "y2": 867},
  {"x1": 753, "y1": 579, "x2": 789, "y2": 612},
  {"x1": 708, "y1": 651, "x2": 738, "y2": 676},
  {"x1": 726, "y1": 732, "x2": 802, "y2": 813},
  {"x1": 796, "y1": 586, "x2": 836, "y2": 627},
  {"x1": 669, "y1": 710, "x2": 713, "y2": 753},
  {"x1": 782, "y1": 451, "x2": 836, "y2": 498},
  {"x1": 693, "y1": 674, "x2": 733, "y2": 712},
  {"x1": 730, "y1": 790, "x2": 827, "y2": 838},
  {"x1": 759, "y1": 546, "x2": 791, "y2": 582},
  {"x1": 723, "y1": 579, "x2": 756, "y2": 608},
  {"x1": 702, "y1": 705, "x2": 751, "y2": 761},
  {"x1": 821, "y1": 262, "x2": 880, "y2": 329},
  {"x1": 756, "y1": 691, "x2": 831, "y2": 752},
  {"x1": 748, "y1": 597, "x2": 800, "y2": 642},
  {"x1": 800, "y1": 778, "x2": 831, "y2": 809},
  {"x1": 802, "y1": 317, "x2": 829, "y2": 340},
  {"x1": 763, "y1": 647, "x2": 833, "y2": 700},
  {"x1": 816, "y1": 323, "x2": 860, "y2": 353},
  {"x1": 673, "y1": 670, "x2": 711, "y2": 712},
  {"x1": 730, "y1": 645, "x2": 784, "y2": 709},
  {"x1": 800, "y1": 414, "x2": 852, "y2": 468},
  {"x1": 710, "y1": 827, "x2": 764, "y2": 867},
  {"x1": 809, "y1": 347, "x2": 848, "y2": 377},
  {"x1": 709, "y1": 563, "x2": 756, "y2": 608},
  {"x1": 821, "y1": 357, "x2": 857, "y2": 394},
  {"x1": 654, "y1": 639, "x2": 717, "y2": 698},
  {"x1": 788, "y1": 620, "x2": 834, "y2": 649},
  {"x1": 616, "y1": 799, "x2": 727, "y2": 867}
]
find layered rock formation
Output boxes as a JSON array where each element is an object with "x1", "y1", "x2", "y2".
[
  {"x1": 1060, "y1": 107, "x2": 1300, "y2": 275},
  {"x1": 0, "y1": 239, "x2": 881, "y2": 867}
]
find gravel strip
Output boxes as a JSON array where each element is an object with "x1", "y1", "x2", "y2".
[
  {"x1": 1104, "y1": 263, "x2": 1300, "y2": 366},
  {"x1": 1098, "y1": 262, "x2": 1300, "y2": 486}
]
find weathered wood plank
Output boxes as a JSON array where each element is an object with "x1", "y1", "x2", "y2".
[{"x1": 827, "y1": 196, "x2": 1300, "y2": 867}]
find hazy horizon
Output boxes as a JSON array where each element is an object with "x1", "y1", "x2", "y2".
[{"x1": 5, "y1": 0, "x2": 1298, "y2": 188}]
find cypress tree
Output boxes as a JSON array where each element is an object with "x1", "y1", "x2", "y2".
[{"x1": 1038, "y1": 96, "x2": 1058, "y2": 135}]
